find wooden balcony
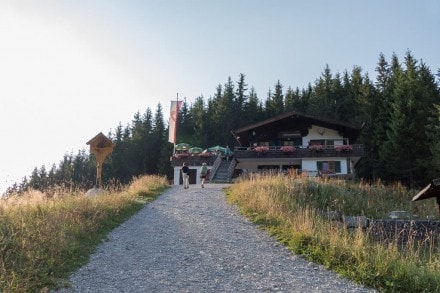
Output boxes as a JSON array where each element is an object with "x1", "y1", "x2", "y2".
[{"x1": 233, "y1": 144, "x2": 364, "y2": 159}]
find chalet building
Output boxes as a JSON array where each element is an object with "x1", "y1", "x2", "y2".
[
  {"x1": 231, "y1": 111, "x2": 364, "y2": 178},
  {"x1": 171, "y1": 111, "x2": 364, "y2": 185}
]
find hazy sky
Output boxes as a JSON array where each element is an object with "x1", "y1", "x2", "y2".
[{"x1": 1, "y1": 0, "x2": 439, "y2": 193}]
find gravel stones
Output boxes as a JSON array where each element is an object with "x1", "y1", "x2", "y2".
[{"x1": 55, "y1": 184, "x2": 376, "y2": 293}]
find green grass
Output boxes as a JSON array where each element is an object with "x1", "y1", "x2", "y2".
[
  {"x1": 0, "y1": 175, "x2": 168, "y2": 292},
  {"x1": 226, "y1": 174, "x2": 440, "y2": 293}
]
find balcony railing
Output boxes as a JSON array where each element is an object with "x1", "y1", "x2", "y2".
[
  {"x1": 170, "y1": 154, "x2": 216, "y2": 167},
  {"x1": 233, "y1": 144, "x2": 364, "y2": 159}
]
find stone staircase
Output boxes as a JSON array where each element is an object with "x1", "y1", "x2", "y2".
[{"x1": 211, "y1": 160, "x2": 233, "y2": 183}]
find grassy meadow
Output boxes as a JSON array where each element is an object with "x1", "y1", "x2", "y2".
[
  {"x1": 227, "y1": 174, "x2": 440, "y2": 293},
  {"x1": 0, "y1": 175, "x2": 168, "y2": 292}
]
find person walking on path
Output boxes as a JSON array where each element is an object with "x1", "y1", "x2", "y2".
[
  {"x1": 200, "y1": 162, "x2": 208, "y2": 188},
  {"x1": 181, "y1": 162, "x2": 189, "y2": 189},
  {"x1": 225, "y1": 145, "x2": 232, "y2": 162}
]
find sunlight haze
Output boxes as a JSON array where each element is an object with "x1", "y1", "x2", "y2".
[{"x1": 1, "y1": 0, "x2": 439, "y2": 193}]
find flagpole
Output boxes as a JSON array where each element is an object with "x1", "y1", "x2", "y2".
[{"x1": 173, "y1": 93, "x2": 179, "y2": 154}]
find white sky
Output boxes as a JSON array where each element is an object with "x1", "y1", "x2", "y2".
[{"x1": 1, "y1": 0, "x2": 440, "y2": 194}]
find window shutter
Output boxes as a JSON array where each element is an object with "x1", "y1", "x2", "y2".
[
  {"x1": 317, "y1": 161, "x2": 323, "y2": 170},
  {"x1": 335, "y1": 161, "x2": 341, "y2": 173}
]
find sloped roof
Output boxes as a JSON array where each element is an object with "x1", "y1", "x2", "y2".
[
  {"x1": 233, "y1": 111, "x2": 362, "y2": 134},
  {"x1": 231, "y1": 111, "x2": 363, "y2": 145},
  {"x1": 86, "y1": 132, "x2": 114, "y2": 148},
  {"x1": 413, "y1": 178, "x2": 440, "y2": 202}
]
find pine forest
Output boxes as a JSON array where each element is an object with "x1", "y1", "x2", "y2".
[{"x1": 6, "y1": 51, "x2": 440, "y2": 194}]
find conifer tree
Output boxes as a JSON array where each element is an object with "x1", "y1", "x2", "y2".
[
  {"x1": 427, "y1": 104, "x2": 440, "y2": 178},
  {"x1": 243, "y1": 87, "x2": 264, "y2": 125},
  {"x1": 284, "y1": 86, "x2": 306, "y2": 112},
  {"x1": 265, "y1": 80, "x2": 284, "y2": 117},
  {"x1": 378, "y1": 51, "x2": 439, "y2": 186},
  {"x1": 140, "y1": 108, "x2": 154, "y2": 174},
  {"x1": 151, "y1": 103, "x2": 166, "y2": 174},
  {"x1": 190, "y1": 96, "x2": 207, "y2": 147},
  {"x1": 235, "y1": 73, "x2": 248, "y2": 127},
  {"x1": 176, "y1": 98, "x2": 194, "y2": 144},
  {"x1": 339, "y1": 67, "x2": 363, "y2": 123},
  {"x1": 355, "y1": 75, "x2": 381, "y2": 180},
  {"x1": 309, "y1": 65, "x2": 336, "y2": 118}
]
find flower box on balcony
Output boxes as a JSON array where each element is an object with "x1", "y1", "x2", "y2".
[
  {"x1": 335, "y1": 145, "x2": 353, "y2": 152},
  {"x1": 309, "y1": 145, "x2": 323, "y2": 152},
  {"x1": 175, "y1": 153, "x2": 189, "y2": 159},
  {"x1": 254, "y1": 146, "x2": 269, "y2": 153},
  {"x1": 280, "y1": 146, "x2": 296, "y2": 153}
]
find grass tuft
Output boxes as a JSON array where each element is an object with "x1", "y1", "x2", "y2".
[
  {"x1": 226, "y1": 174, "x2": 440, "y2": 293},
  {"x1": 0, "y1": 175, "x2": 168, "y2": 292}
]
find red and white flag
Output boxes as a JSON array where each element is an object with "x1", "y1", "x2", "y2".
[{"x1": 168, "y1": 100, "x2": 182, "y2": 143}]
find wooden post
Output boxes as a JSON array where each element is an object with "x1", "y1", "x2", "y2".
[{"x1": 86, "y1": 132, "x2": 114, "y2": 188}]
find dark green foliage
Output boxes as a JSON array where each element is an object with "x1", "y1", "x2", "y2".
[
  {"x1": 8, "y1": 51, "x2": 440, "y2": 194},
  {"x1": 265, "y1": 80, "x2": 284, "y2": 118}
]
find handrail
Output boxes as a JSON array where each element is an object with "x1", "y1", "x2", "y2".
[
  {"x1": 233, "y1": 143, "x2": 362, "y2": 152},
  {"x1": 226, "y1": 159, "x2": 237, "y2": 181},
  {"x1": 233, "y1": 144, "x2": 364, "y2": 159},
  {"x1": 210, "y1": 154, "x2": 223, "y2": 180}
]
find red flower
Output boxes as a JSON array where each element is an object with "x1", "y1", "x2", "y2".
[
  {"x1": 254, "y1": 146, "x2": 269, "y2": 153},
  {"x1": 335, "y1": 145, "x2": 353, "y2": 152},
  {"x1": 175, "y1": 153, "x2": 189, "y2": 159},
  {"x1": 280, "y1": 146, "x2": 296, "y2": 153},
  {"x1": 309, "y1": 145, "x2": 323, "y2": 152}
]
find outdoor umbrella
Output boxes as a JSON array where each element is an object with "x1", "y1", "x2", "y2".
[
  {"x1": 207, "y1": 145, "x2": 226, "y2": 153},
  {"x1": 175, "y1": 143, "x2": 192, "y2": 151},
  {"x1": 189, "y1": 147, "x2": 203, "y2": 154},
  {"x1": 413, "y1": 178, "x2": 440, "y2": 214}
]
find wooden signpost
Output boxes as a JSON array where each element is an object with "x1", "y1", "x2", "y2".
[{"x1": 86, "y1": 132, "x2": 114, "y2": 188}]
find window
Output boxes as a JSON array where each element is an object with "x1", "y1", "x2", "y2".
[
  {"x1": 317, "y1": 161, "x2": 341, "y2": 173},
  {"x1": 283, "y1": 137, "x2": 302, "y2": 146},
  {"x1": 310, "y1": 139, "x2": 334, "y2": 148},
  {"x1": 258, "y1": 165, "x2": 279, "y2": 170},
  {"x1": 326, "y1": 140, "x2": 334, "y2": 147},
  {"x1": 310, "y1": 139, "x2": 324, "y2": 146}
]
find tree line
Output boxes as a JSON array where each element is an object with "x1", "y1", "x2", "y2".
[{"x1": 5, "y1": 50, "x2": 440, "y2": 194}]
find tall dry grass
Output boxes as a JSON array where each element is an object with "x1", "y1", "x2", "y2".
[
  {"x1": 227, "y1": 174, "x2": 440, "y2": 292},
  {"x1": 0, "y1": 175, "x2": 168, "y2": 292}
]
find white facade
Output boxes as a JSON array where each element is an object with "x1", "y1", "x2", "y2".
[
  {"x1": 173, "y1": 165, "x2": 210, "y2": 185},
  {"x1": 303, "y1": 125, "x2": 346, "y2": 145},
  {"x1": 235, "y1": 125, "x2": 355, "y2": 176}
]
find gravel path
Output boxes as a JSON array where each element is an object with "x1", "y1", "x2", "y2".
[{"x1": 57, "y1": 184, "x2": 376, "y2": 293}]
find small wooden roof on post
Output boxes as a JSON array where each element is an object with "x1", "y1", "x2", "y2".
[
  {"x1": 412, "y1": 178, "x2": 440, "y2": 215},
  {"x1": 86, "y1": 132, "x2": 114, "y2": 188}
]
